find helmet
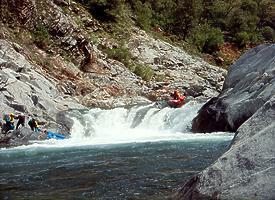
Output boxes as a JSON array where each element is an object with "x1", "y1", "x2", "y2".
[{"x1": 10, "y1": 113, "x2": 14, "y2": 116}]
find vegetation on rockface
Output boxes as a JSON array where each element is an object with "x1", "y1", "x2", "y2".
[
  {"x1": 1, "y1": 0, "x2": 273, "y2": 84},
  {"x1": 77, "y1": 0, "x2": 274, "y2": 56},
  {"x1": 32, "y1": 24, "x2": 50, "y2": 49},
  {"x1": 104, "y1": 45, "x2": 132, "y2": 68},
  {"x1": 187, "y1": 24, "x2": 224, "y2": 53},
  {"x1": 133, "y1": 63, "x2": 154, "y2": 81},
  {"x1": 77, "y1": 0, "x2": 125, "y2": 22},
  {"x1": 103, "y1": 45, "x2": 154, "y2": 81}
]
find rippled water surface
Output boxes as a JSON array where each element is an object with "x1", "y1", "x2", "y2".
[
  {"x1": 1, "y1": 103, "x2": 234, "y2": 199},
  {"x1": 0, "y1": 139, "x2": 231, "y2": 199}
]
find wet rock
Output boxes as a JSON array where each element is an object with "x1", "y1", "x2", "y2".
[
  {"x1": 56, "y1": 110, "x2": 75, "y2": 133},
  {"x1": 9, "y1": 127, "x2": 40, "y2": 146},
  {"x1": 0, "y1": 127, "x2": 37, "y2": 147}
]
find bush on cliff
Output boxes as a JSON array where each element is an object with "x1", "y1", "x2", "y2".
[
  {"x1": 187, "y1": 24, "x2": 224, "y2": 54},
  {"x1": 104, "y1": 46, "x2": 132, "y2": 68},
  {"x1": 32, "y1": 24, "x2": 50, "y2": 49},
  {"x1": 133, "y1": 64, "x2": 154, "y2": 81}
]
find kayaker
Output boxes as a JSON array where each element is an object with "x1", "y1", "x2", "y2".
[
  {"x1": 171, "y1": 90, "x2": 181, "y2": 100},
  {"x1": 171, "y1": 90, "x2": 186, "y2": 101},
  {"x1": 2, "y1": 113, "x2": 15, "y2": 133},
  {"x1": 168, "y1": 90, "x2": 186, "y2": 108}
]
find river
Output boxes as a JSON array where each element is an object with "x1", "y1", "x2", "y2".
[{"x1": 0, "y1": 101, "x2": 234, "y2": 199}]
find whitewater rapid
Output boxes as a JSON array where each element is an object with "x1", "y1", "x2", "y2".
[
  {"x1": 2, "y1": 101, "x2": 234, "y2": 151},
  {"x1": 71, "y1": 101, "x2": 205, "y2": 144}
]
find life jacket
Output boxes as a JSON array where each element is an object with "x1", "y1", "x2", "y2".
[
  {"x1": 179, "y1": 96, "x2": 186, "y2": 101},
  {"x1": 10, "y1": 114, "x2": 14, "y2": 123},
  {"x1": 34, "y1": 120, "x2": 39, "y2": 128}
]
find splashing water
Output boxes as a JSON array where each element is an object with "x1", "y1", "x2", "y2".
[
  {"x1": 72, "y1": 101, "x2": 201, "y2": 144},
  {"x1": 1, "y1": 101, "x2": 234, "y2": 151},
  {"x1": 0, "y1": 101, "x2": 234, "y2": 199},
  {"x1": 67, "y1": 101, "x2": 233, "y2": 146}
]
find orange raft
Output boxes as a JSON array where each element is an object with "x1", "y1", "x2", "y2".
[{"x1": 167, "y1": 96, "x2": 186, "y2": 108}]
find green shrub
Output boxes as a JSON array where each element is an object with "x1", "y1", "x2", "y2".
[
  {"x1": 235, "y1": 31, "x2": 250, "y2": 48},
  {"x1": 90, "y1": 34, "x2": 99, "y2": 45},
  {"x1": 84, "y1": 0, "x2": 125, "y2": 22},
  {"x1": 249, "y1": 31, "x2": 262, "y2": 44},
  {"x1": 133, "y1": 64, "x2": 153, "y2": 81},
  {"x1": 261, "y1": 26, "x2": 275, "y2": 41},
  {"x1": 105, "y1": 46, "x2": 132, "y2": 67},
  {"x1": 154, "y1": 73, "x2": 166, "y2": 82},
  {"x1": 134, "y1": 1, "x2": 152, "y2": 31},
  {"x1": 33, "y1": 24, "x2": 50, "y2": 49},
  {"x1": 187, "y1": 24, "x2": 224, "y2": 54}
]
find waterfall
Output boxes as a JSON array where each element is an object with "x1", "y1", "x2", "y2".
[
  {"x1": 68, "y1": 101, "x2": 232, "y2": 145},
  {"x1": 2, "y1": 101, "x2": 234, "y2": 151}
]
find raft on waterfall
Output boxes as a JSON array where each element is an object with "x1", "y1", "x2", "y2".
[
  {"x1": 166, "y1": 90, "x2": 187, "y2": 108},
  {"x1": 167, "y1": 96, "x2": 186, "y2": 108},
  {"x1": 155, "y1": 91, "x2": 187, "y2": 109},
  {"x1": 155, "y1": 96, "x2": 186, "y2": 109}
]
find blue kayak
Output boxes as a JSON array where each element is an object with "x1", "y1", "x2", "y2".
[{"x1": 47, "y1": 131, "x2": 66, "y2": 140}]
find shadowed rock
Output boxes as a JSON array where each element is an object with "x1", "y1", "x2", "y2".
[
  {"x1": 176, "y1": 96, "x2": 275, "y2": 199},
  {"x1": 177, "y1": 44, "x2": 275, "y2": 199},
  {"x1": 192, "y1": 44, "x2": 275, "y2": 132}
]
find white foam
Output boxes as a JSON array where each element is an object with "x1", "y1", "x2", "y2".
[{"x1": 0, "y1": 101, "x2": 235, "y2": 152}]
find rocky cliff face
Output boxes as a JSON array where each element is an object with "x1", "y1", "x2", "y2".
[
  {"x1": 128, "y1": 30, "x2": 226, "y2": 100},
  {"x1": 176, "y1": 44, "x2": 275, "y2": 199},
  {"x1": 0, "y1": 0, "x2": 225, "y2": 147}
]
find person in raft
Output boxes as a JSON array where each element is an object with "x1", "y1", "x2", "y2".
[{"x1": 168, "y1": 90, "x2": 186, "y2": 108}]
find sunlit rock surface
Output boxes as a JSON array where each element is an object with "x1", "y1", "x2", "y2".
[
  {"x1": 176, "y1": 44, "x2": 275, "y2": 199},
  {"x1": 192, "y1": 44, "x2": 275, "y2": 132}
]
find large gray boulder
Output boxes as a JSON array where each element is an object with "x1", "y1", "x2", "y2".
[
  {"x1": 0, "y1": 127, "x2": 38, "y2": 148},
  {"x1": 175, "y1": 96, "x2": 275, "y2": 199},
  {"x1": 192, "y1": 44, "x2": 275, "y2": 132},
  {"x1": 176, "y1": 44, "x2": 275, "y2": 199}
]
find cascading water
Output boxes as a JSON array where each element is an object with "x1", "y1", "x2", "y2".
[
  {"x1": 0, "y1": 101, "x2": 234, "y2": 199},
  {"x1": 64, "y1": 101, "x2": 232, "y2": 146},
  {"x1": 70, "y1": 101, "x2": 202, "y2": 145}
]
